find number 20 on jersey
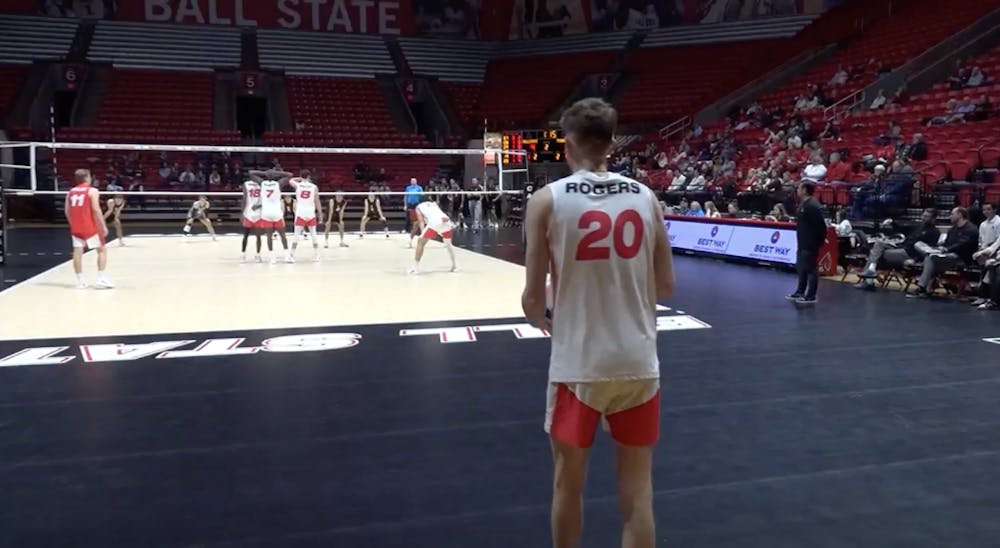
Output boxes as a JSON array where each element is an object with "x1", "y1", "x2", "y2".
[{"x1": 576, "y1": 209, "x2": 644, "y2": 261}]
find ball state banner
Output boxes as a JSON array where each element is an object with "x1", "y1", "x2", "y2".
[{"x1": 664, "y1": 216, "x2": 839, "y2": 275}]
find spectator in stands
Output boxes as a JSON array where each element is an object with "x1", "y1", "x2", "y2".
[
  {"x1": 927, "y1": 98, "x2": 974, "y2": 126},
  {"x1": 974, "y1": 252, "x2": 1000, "y2": 310},
  {"x1": 966, "y1": 67, "x2": 989, "y2": 88},
  {"x1": 967, "y1": 95, "x2": 992, "y2": 122},
  {"x1": 209, "y1": 168, "x2": 221, "y2": 188},
  {"x1": 687, "y1": 202, "x2": 705, "y2": 217},
  {"x1": 900, "y1": 133, "x2": 928, "y2": 162},
  {"x1": 888, "y1": 86, "x2": 909, "y2": 108},
  {"x1": 704, "y1": 201, "x2": 721, "y2": 218},
  {"x1": 787, "y1": 132, "x2": 803, "y2": 149},
  {"x1": 766, "y1": 203, "x2": 791, "y2": 222},
  {"x1": 869, "y1": 90, "x2": 887, "y2": 110},
  {"x1": 833, "y1": 209, "x2": 853, "y2": 237},
  {"x1": 969, "y1": 203, "x2": 1000, "y2": 307},
  {"x1": 907, "y1": 207, "x2": 978, "y2": 299},
  {"x1": 947, "y1": 60, "x2": 969, "y2": 89},
  {"x1": 829, "y1": 66, "x2": 848, "y2": 87},
  {"x1": 826, "y1": 152, "x2": 851, "y2": 183},
  {"x1": 821, "y1": 119, "x2": 839, "y2": 140},
  {"x1": 802, "y1": 154, "x2": 827, "y2": 182},
  {"x1": 855, "y1": 209, "x2": 941, "y2": 290},
  {"x1": 179, "y1": 165, "x2": 197, "y2": 190}
]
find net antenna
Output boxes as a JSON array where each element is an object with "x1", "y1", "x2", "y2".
[{"x1": 0, "y1": 141, "x2": 531, "y2": 196}]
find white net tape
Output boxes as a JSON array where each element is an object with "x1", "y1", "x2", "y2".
[{"x1": 0, "y1": 141, "x2": 532, "y2": 196}]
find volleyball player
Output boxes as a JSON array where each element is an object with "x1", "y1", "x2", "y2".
[
  {"x1": 250, "y1": 169, "x2": 293, "y2": 264},
  {"x1": 241, "y1": 177, "x2": 263, "y2": 263},
  {"x1": 182, "y1": 195, "x2": 217, "y2": 241},
  {"x1": 65, "y1": 169, "x2": 113, "y2": 289},
  {"x1": 521, "y1": 98, "x2": 675, "y2": 548},
  {"x1": 324, "y1": 191, "x2": 350, "y2": 248},
  {"x1": 359, "y1": 190, "x2": 389, "y2": 238},
  {"x1": 289, "y1": 170, "x2": 323, "y2": 262},
  {"x1": 104, "y1": 193, "x2": 126, "y2": 246},
  {"x1": 408, "y1": 198, "x2": 457, "y2": 274}
]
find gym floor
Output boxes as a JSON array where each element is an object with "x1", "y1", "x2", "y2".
[{"x1": 1, "y1": 225, "x2": 999, "y2": 547}]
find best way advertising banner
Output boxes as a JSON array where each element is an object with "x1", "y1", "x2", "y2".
[{"x1": 664, "y1": 217, "x2": 798, "y2": 266}]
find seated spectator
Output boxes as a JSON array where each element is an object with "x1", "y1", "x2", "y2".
[
  {"x1": 766, "y1": 203, "x2": 791, "y2": 222},
  {"x1": 947, "y1": 59, "x2": 969, "y2": 89},
  {"x1": 687, "y1": 201, "x2": 706, "y2": 217},
  {"x1": 974, "y1": 250, "x2": 1000, "y2": 310},
  {"x1": 855, "y1": 209, "x2": 940, "y2": 290},
  {"x1": 833, "y1": 208, "x2": 853, "y2": 237},
  {"x1": 970, "y1": 203, "x2": 1000, "y2": 307},
  {"x1": 927, "y1": 98, "x2": 974, "y2": 126},
  {"x1": 899, "y1": 133, "x2": 928, "y2": 162},
  {"x1": 906, "y1": 207, "x2": 978, "y2": 299},
  {"x1": 829, "y1": 66, "x2": 848, "y2": 87},
  {"x1": 888, "y1": 86, "x2": 909, "y2": 108},
  {"x1": 821, "y1": 119, "x2": 839, "y2": 140},
  {"x1": 966, "y1": 95, "x2": 992, "y2": 122},
  {"x1": 704, "y1": 201, "x2": 722, "y2": 218},
  {"x1": 869, "y1": 89, "x2": 887, "y2": 110},
  {"x1": 966, "y1": 67, "x2": 989, "y2": 88},
  {"x1": 802, "y1": 154, "x2": 827, "y2": 182},
  {"x1": 826, "y1": 152, "x2": 851, "y2": 183}
]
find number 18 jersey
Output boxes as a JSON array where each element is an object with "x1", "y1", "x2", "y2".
[{"x1": 546, "y1": 170, "x2": 660, "y2": 383}]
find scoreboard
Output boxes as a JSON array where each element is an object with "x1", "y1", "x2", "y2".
[{"x1": 501, "y1": 129, "x2": 566, "y2": 165}]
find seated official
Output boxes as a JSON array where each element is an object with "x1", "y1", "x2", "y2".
[
  {"x1": 906, "y1": 207, "x2": 978, "y2": 299},
  {"x1": 855, "y1": 210, "x2": 941, "y2": 290}
]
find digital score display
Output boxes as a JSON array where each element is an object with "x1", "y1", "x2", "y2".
[{"x1": 500, "y1": 129, "x2": 566, "y2": 165}]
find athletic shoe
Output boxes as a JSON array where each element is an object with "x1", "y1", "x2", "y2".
[
  {"x1": 450, "y1": 265, "x2": 459, "y2": 272},
  {"x1": 285, "y1": 255, "x2": 295, "y2": 264},
  {"x1": 339, "y1": 242, "x2": 349, "y2": 248},
  {"x1": 240, "y1": 254, "x2": 247, "y2": 264},
  {"x1": 406, "y1": 267, "x2": 419, "y2": 275},
  {"x1": 95, "y1": 277, "x2": 115, "y2": 289},
  {"x1": 795, "y1": 296, "x2": 817, "y2": 306},
  {"x1": 977, "y1": 301, "x2": 998, "y2": 310},
  {"x1": 785, "y1": 293, "x2": 803, "y2": 301},
  {"x1": 254, "y1": 255, "x2": 263, "y2": 263},
  {"x1": 385, "y1": 233, "x2": 390, "y2": 238},
  {"x1": 312, "y1": 254, "x2": 321, "y2": 263},
  {"x1": 75, "y1": 280, "x2": 88, "y2": 289},
  {"x1": 270, "y1": 257, "x2": 277, "y2": 265},
  {"x1": 857, "y1": 268, "x2": 878, "y2": 279},
  {"x1": 324, "y1": 242, "x2": 330, "y2": 249},
  {"x1": 970, "y1": 298, "x2": 988, "y2": 307},
  {"x1": 905, "y1": 290, "x2": 929, "y2": 299}
]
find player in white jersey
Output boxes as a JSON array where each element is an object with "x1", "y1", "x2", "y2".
[
  {"x1": 240, "y1": 179, "x2": 264, "y2": 263},
  {"x1": 250, "y1": 169, "x2": 293, "y2": 264},
  {"x1": 289, "y1": 169, "x2": 323, "y2": 262},
  {"x1": 407, "y1": 198, "x2": 457, "y2": 274},
  {"x1": 522, "y1": 98, "x2": 675, "y2": 548}
]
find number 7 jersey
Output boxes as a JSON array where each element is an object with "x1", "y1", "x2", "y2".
[{"x1": 546, "y1": 170, "x2": 660, "y2": 383}]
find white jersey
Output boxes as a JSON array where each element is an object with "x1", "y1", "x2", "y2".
[
  {"x1": 416, "y1": 201, "x2": 449, "y2": 231},
  {"x1": 260, "y1": 180, "x2": 283, "y2": 221},
  {"x1": 294, "y1": 181, "x2": 318, "y2": 220},
  {"x1": 243, "y1": 181, "x2": 261, "y2": 222},
  {"x1": 546, "y1": 170, "x2": 660, "y2": 383}
]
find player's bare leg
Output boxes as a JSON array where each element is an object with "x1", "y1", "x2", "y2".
[
  {"x1": 275, "y1": 228, "x2": 292, "y2": 263},
  {"x1": 94, "y1": 244, "x2": 114, "y2": 289},
  {"x1": 550, "y1": 439, "x2": 589, "y2": 548},
  {"x1": 308, "y1": 226, "x2": 321, "y2": 261},
  {"x1": 72, "y1": 247, "x2": 86, "y2": 288},
  {"x1": 199, "y1": 218, "x2": 217, "y2": 241},
  {"x1": 291, "y1": 224, "x2": 305, "y2": 260},
  {"x1": 338, "y1": 218, "x2": 348, "y2": 247},
  {"x1": 616, "y1": 444, "x2": 656, "y2": 548},
  {"x1": 442, "y1": 237, "x2": 457, "y2": 271},
  {"x1": 408, "y1": 222, "x2": 420, "y2": 249},
  {"x1": 265, "y1": 228, "x2": 276, "y2": 264},
  {"x1": 113, "y1": 219, "x2": 125, "y2": 246},
  {"x1": 359, "y1": 216, "x2": 369, "y2": 238}
]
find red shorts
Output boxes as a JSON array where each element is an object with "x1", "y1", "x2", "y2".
[
  {"x1": 259, "y1": 219, "x2": 285, "y2": 229},
  {"x1": 243, "y1": 218, "x2": 261, "y2": 229},
  {"x1": 422, "y1": 226, "x2": 453, "y2": 240},
  {"x1": 295, "y1": 217, "x2": 317, "y2": 227},
  {"x1": 545, "y1": 381, "x2": 660, "y2": 448}
]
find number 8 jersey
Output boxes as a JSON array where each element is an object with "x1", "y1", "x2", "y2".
[{"x1": 546, "y1": 170, "x2": 660, "y2": 383}]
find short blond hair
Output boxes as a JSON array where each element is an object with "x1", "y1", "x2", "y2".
[{"x1": 74, "y1": 168, "x2": 91, "y2": 184}]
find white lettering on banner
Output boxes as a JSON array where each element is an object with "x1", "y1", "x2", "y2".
[
  {"x1": 234, "y1": 0, "x2": 255, "y2": 25},
  {"x1": 665, "y1": 218, "x2": 797, "y2": 265},
  {"x1": 158, "y1": 338, "x2": 259, "y2": 359},
  {"x1": 0, "y1": 347, "x2": 75, "y2": 367},
  {"x1": 176, "y1": 0, "x2": 206, "y2": 23},
  {"x1": 260, "y1": 333, "x2": 362, "y2": 352},
  {"x1": 277, "y1": 0, "x2": 301, "y2": 27},
  {"x1": 274, "y1": 0, "x2": 400, "y2": 33},
  {"x1": 81, "y1": 341, "x2": 195, "y2": 363}
]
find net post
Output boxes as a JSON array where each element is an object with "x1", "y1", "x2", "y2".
[
  {"x1": 497, "y1": 150, "x2": 504, "y2": 192},
  {"x1": 28, "y1": 143, "x2": 37, "y2": 192}
]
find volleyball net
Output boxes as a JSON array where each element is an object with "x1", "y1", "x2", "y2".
[{"x1": 0, "y1": 141, "x2": 532, "y2": 197}]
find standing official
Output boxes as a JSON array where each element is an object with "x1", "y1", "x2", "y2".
[{"x1": 787, "y1": 181, "x2": 826, "y2": 305}]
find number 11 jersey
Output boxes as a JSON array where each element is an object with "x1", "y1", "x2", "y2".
[{"x1": 546, "y1": 170, "x2": 660, "y2": 383}]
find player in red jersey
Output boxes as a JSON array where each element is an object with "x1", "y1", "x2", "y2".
[
  {"x1": 522, "y1": 99, "x2": 675, "y2": 548},
  {"x1": 65, "y1": 169, "x2": 114, "y2": 289}
]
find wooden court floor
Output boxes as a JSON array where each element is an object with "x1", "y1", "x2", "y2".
[{"x1": 1, "y1": 227, "x2": 1000, "y2": 547}]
